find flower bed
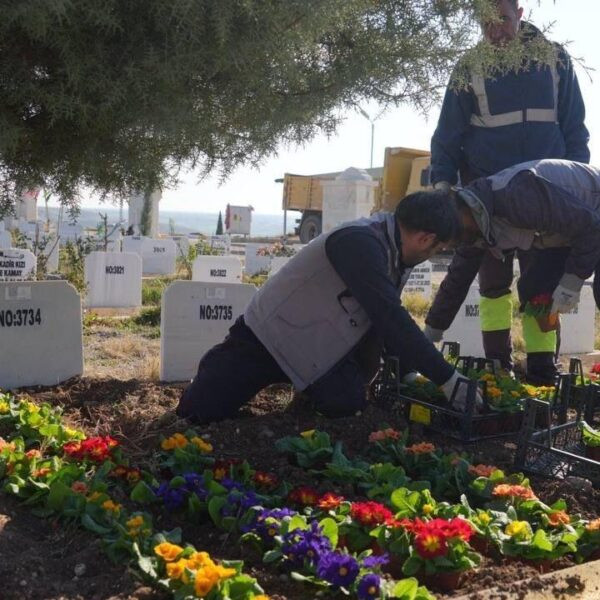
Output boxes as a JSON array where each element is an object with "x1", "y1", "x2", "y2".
[{"x1": 2, "y1": 390, "x2": 600, "y2": 599}]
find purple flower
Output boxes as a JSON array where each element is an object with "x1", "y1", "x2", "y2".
[
  {"x1": 357, "y1": 573, "x2": 381, "y2": 599},
  {"x1": 317, "y1": 552, "x2": 359, "y2": 587},
  {"x1": 183, "y1": 472, "x2": 208, "y2": 499},
  {"x1": 153, "y1": 482, "x2": 186, "y2": 510},
  {"x1": 362, "y1": 553, "x2": 389, "y2": 569},
  {"x1": 221, "y1": 477, "x2": 245, "y2": 491},
  {"x1": 243, "y1": 507, "x2": 297, "y2": 540},
  {"x1": 282, "y1": 521, "x2": 332, "y2": 567}
]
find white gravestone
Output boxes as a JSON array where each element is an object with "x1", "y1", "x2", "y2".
[
  {"x1": 122, "y1": 235, "x2": 146, "y2": 256},
  {"x1": 244, "y1": 243, "x2": 272, "y2": 276},
  {"x1": 208, "y1": 235, "x2": 231, "y2": 255},
  {"x1": 402, "y1": 261, "x2": 432, "y2": 299},
  {"x1": 321, "y1": 168, "x2": 378, "y2": 233},
  {"x1": 84, "y1": 251, "x2": 142, "y2": 308},
  {"x1": 0, "y1": 281, "x2": 83, "y2": 389},
  {"x1": 0, "y1": 249, "x2": 37, "y2": 282},
  {"x1": 442, "y1": 285, "x2": 485, "y2": 357},
  {"x1": 0, "y1": 230, "x2": 11, "y2": 249},
  {"x1": 160, "y1": 282, "x2": 256, "y2": 382},
  {"x1": 38, "y1": 237, "x2": 60, "y2": 273},
  {"x1": 226, "y1": 205, "x2": 252, "y2": 235},
  {"x1": 560, "y1": 285, "x2": 595, "y2": 354},
  {"x1": 269, "y1": 256, "x2": 292, "y2": 278},
  {"x1": 171, "y1": 236, "x2": 190, "y2": 258},
  {"x1": 141, "y1": 238, "x2": 176, "y2": 275},
  {"x1": 192, "y1": 256, "x2": 243, "y2": 284}
]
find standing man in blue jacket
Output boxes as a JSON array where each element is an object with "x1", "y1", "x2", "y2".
[{"x1": 428, "y1": 0, "x2": 589, "y2": 384}]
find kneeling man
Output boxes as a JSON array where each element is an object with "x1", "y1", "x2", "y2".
[{"x1": 177, "y1": 192, "x2": 475, "y2": 423}]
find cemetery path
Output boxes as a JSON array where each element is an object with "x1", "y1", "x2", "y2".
[{"x1": 5, "y1": 376, "x2": 600, "y2": 598}]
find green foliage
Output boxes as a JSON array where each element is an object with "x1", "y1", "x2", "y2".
[
  {"x1": 59, "y1": 238, "x2": 95, "y2": 293},
  {"x1": 132, "y1": 306, "x2": 161, "y2": 329},
  {"x1": 581, "y1": 421, "x2": 600, "y2": 448},
  {"x1": 216, "y1": 211, "x2": 224, "y2": 235},
  {"x1": 0, "y1": 0, "x2": 555, "y2": 212}
]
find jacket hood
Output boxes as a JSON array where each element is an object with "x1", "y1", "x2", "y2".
[{"x1": 456, "y1": 188, "x2": 495, "y2": 246}]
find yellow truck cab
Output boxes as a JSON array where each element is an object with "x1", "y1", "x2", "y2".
[{"x1": 280, "y1": 147, "x2": 432, "y2": 243}]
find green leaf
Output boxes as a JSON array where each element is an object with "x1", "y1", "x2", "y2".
[
  {"x1": 208, "y1": 496, "x2": 227, "y2": 527},
  {"x1": 531, "y1": 529, "x2": 554, "y2": 552},
  {"x1": 130, "y1": 481, "x2": 157, "y2": 504},
  {"x1": 47, "y1": 479, "x2": 71, "y2": 511},
  {"x1": 81, "y1": 513, "x2": 112, "y2": 535},
  {"x1": 402, "y1": 555, "x2": 422, "y2": 577},
  {"x1": 318, "y1": 517, "x2": 339, "y2": 548},
  {"x1": 288, "y1": 515, "x2": 309, "y2": 532},
  {"x1": 391, "y1": 577, "x2": 418, "y2": 600},
  {"x1": 263, "y1": 549, "x2": 282, "y2": 564}
]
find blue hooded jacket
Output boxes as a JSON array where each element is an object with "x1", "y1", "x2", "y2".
[{"x1": 430, "y1": 23, "x2": 590, "y2": 185}]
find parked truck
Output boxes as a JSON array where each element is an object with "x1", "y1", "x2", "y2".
[{"x1": 280, "y1": 147, "x2": 432, "y2": 243}]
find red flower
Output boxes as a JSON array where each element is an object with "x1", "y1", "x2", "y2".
[
  {"x1": 591, "y1": 363, "x2": 600, "y2": 375},
  {"x1": 212, "y1": 458, "x2": 243, "y2": 480},
  {"x1": 253, "y1": 471, "x2": 278, "y2": 489},
  {"x1": 63, "y1": 436, "x2": 118, "y2": 463},
  {"x1": 350, "y1": 501, "x2": 394, "y2": 527},
  {"x1": 530, "y1": 293, "x2": 552, "y2": 307},
  {"x1": 126, "y1": 468, "x2": 142, "y2": 484},
  {"x1": 287, "y1": 486, "x2": 320, "y2": 506},
  {"x1": 386, "y1": 517, "x2": 414, "y2": 531},
  {"x1": 318, "y1": 492, "x2": 345, "y2": 510},
  {"x1": 414, "y1": 531, "x2": 448, "y2": 558}
]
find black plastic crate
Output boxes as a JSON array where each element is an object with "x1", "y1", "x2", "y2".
[
  {"x1": 563, "y1": 358, "x2": 600, "y2": 423},
  {"x1": 374, "y1": 352, "x2": 525, "y2": 443},
  {"x1": 515, "y1": 397, "x2": 600, "y2": 486}
]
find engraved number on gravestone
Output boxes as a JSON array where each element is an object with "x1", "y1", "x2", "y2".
[
  {"x1": 105, "y1": 265, "x2": 125, "y2": 275},
  {"x1": 154, "y1": 247, "x2": 165, "y2": 253},
  {"x1": 199, "y1": 305, "x2": 233, "y2": 320},
  {"x1": 465, "y1": 304, "x2": 479, "y2": 317},
  {"x1": 0, "y1": 308, "x2": 42, "y2": 327},
  {"x1": 209, "y1": 269, "x2": 227, "y2": 277}
]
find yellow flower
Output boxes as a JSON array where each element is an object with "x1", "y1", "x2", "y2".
[
  {"x1": 102, "y1": 499, "x2": 121, "y2": 514},
  {"x1": 191, "y1": 436, "x2": 213, "y2": 453},
  {"x1": 215, "y1": 565, "x2": 236, "y2": 579},
  {"x1": 187, "y1": 551, "x2": 215, "y2": 569},
  {"x1": 194, "y1": 566, "x2": 220, "y2": 596},
  {"x1": 161, "y1": 433, "x2": 188, "y2": 451},
  {"x1": 87, "y1": 491, "x2": 103, "y2": 502},
  {"x1": 300, "y1": 429, "x2": 315, "y2": 439},
  {"x1": 0, "y1": 401, "x2": 9, "y2": 414},
  {"x1": 422, "y1": 503, "x2": 434, "y2": 515},
  {"x1": 510, "y1": 391, "x2": 520, "y2": 398},
  {"x1": 254, "y1": 596, "x2": 270, "y2": 600},
  {"x1": 154, "y1": 542, "x2": 184, "y2": 562},
  {"x1": 25, "y1": 401, "x2": 40, "y2": 413},
  {"x1": 478, "y1": 512, "x2": 492, "y2": 526},
  {"x1": 166, "y1": 559, "x2": 188, "y2": 580},
  {"x1": 505, "y1": 521, "x2": 531, "y2": 539},
  {"x1": 126, "y1": 516, "x2": 145, "y2": 529},
  {"x1": 64, "y1": 426, "x2": 82, "y2": 438}
]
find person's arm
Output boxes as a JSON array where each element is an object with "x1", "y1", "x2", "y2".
[
  {"x1": 557, "y1": 49, "x2": 590, "y2": 164},
  {"x1": 425, "y1": 245, "x2": 485, "y2": 332},
  {"x1": 325, "y1": 228, "x2": 454, "y2": 385},
  {"x1": 430, "y1": 71, "x2": 474, "y2": 186},
  {"x1": 495, "y1": 170, "x2": 600, "y2": 280}
]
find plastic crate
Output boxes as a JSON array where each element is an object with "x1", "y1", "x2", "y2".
[
  {"x1": 564, "y1": 358, "x2": 600, "y2": 423},
  {"x1": 374, "y1": 353, "x2": 525, "y2": 443},
  {"x1": 515, "y1": 397, "x2": 600, "y2": 486}
]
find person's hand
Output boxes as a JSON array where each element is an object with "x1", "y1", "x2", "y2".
[
  {"x1": 402, "y1": 372, "x2": 419, "y2": 384},
  {"x1": 551, "y1": 274, "x2": 584, "y2": 314},
  {"x1": 441, "y1": 371, "x2": 483, "y2": 412},
  {"x1": 423, "y1": 324, "x2": 444, "y2": 343},
  {"x1": 434, "y1": 181, "x2": 451, "y2": 192}
]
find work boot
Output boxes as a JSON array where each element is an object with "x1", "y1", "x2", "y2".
[
  {"x1": 526, "y1": 352, "x2": 559, "y2": 386},
  {"x1": 482, "y1": 329, "x2": 513, "y2": 371}
]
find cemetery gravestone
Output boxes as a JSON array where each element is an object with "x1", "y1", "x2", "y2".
[
  {"x1": 0, "y1": 230, "x2": 11, "y2": 249},
  {"x1": 442, "y1": 285, "x2": 485, "y2": 357},
  {"x1": 208, "y1": 235, "x2": 231, "y2": 255},
  {"x1": 160, "y1": 282, "x2": 256, "y2": 381},
  {"x1": 0, "y1": 249, "x2": 36, "y2": 281},
  {"x1": 122, "y1": 235, "x2": 146, "y2": 256},
  {"x1": 402, "y1": 261, "x2": 432, "y2": 299},
  {"x1": 244, "y1": 243, "x2": 272, "y2": 276},
  {"x1": 0, "y1": 281, "x2": 83, "y2": 389},
  {"x1": 192, "y1": 256, "x2": 243, "y2": 284},
  {"x1": 560, "y1": 285, "x2": 595, "y2": 354},
  {"x1": 141, "y1": 238, "x2": 177, "y2": 275},
  {"x1": 58, "y1": 223, "x2": 84, "y2": 242},
  {"x1": 85, "y1": 251, "x2": 142, "y2": 308},
  {"x1": 172, "y1": 236, "x2": 190, "y2": 258}
]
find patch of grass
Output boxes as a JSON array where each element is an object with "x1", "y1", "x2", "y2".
[
  {"x1": 243, "y1": 272, "x2": 268, "y2": 287},
  {"x1": 142, "y1": 277, "x2": 174, "y2": 306},
  {"x1": 132, "y1": 306, "x2": 161, "y2": 328},
  {"x1": 403, "y1": 293, "x2": 431, "y2": 319}
]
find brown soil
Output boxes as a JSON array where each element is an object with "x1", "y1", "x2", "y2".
[{"x1": 3, "y1": 374, "x2": 600, "y2": 599}]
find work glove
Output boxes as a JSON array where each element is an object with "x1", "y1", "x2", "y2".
[
  {"x1": 402, "y1": 372, "x2": 419, "y2": 384},
  {"x1": 433, "y1": 181, "x2": 451, "y2": 192},
  {"x1": 423, "y1": 324, "x2": 444, "y2": 343},
  {"x1": 441, "y1": 370, "x2": 483, "y2": 413},
  {"x1": 551, "y1": 273, "x2": 585, "y2": 314}
]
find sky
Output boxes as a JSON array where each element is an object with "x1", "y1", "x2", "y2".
[{"x1": 81, "y1": 0, "x2": 600, "y2": 215}]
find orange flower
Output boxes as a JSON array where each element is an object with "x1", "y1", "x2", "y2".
[
  {"x1": 32, "y1": 467, "x2": 51, "y2": 478},
  {"x1": 492, "y1": 484, "x2": 537, "y2": 501},
  {"x1": 154, "y1": 542, "x2": 184, "y2": 562},
  {"x1": 25, "y1": 449, "x2": 41, "y2": 460},
  {"x1": 548, "y1": 510, "x2": 571, "y2": 527},
  {"x1": 586, "y1": 518, "x2": 600, "y2": 532},
  {"x1": 368, "y1": 428, "x2": 401, "y2": 443},
  {"x1": 318, "y1": 492, "x2": 345, "y2": 510},
  {"x1": 468, "y1": 464, "x2": 499, "y2": 478},
  {"x1": 406, "y1": 442, "x2": 435, "y2": 454},
  {"x1": 0, "y1": 437, "x2": 16, "y2": 452}
]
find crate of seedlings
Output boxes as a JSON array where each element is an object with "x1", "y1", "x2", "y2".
[
  {"x1": 374, "y1": 351, "x2": 555, "y2": 442},
  {"x1": 557, "y1": 358, "x2": 600, "y2": 423},
  {"x1": 515, "y1": 397, "x2": 600, "y2": 486}
]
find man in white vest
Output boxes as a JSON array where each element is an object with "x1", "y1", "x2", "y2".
[{"x1": 177, "y1": 192, "x2": 481, "y2": 423}]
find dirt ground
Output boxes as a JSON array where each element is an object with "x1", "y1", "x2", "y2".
[{"x1": 3, "y1": 324, "x2": 600, "y2": 600}]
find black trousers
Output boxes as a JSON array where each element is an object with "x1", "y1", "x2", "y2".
[{"x1": 176, "y1": 317, "x2": 369, "y2": 423}]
